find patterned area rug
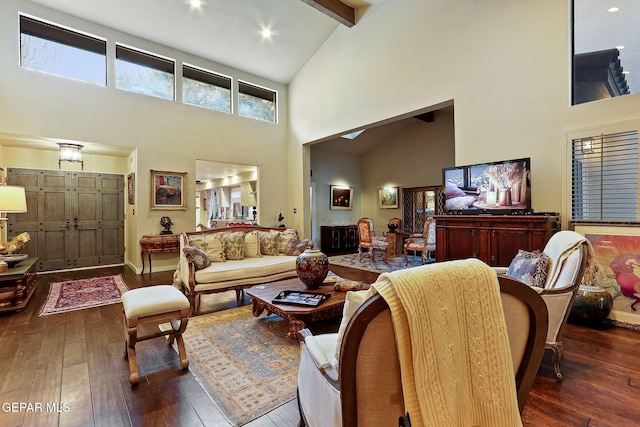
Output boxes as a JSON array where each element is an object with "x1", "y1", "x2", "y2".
[
  {"x1": 328, "y1": 252, "x2": 428, "y2": 274},
  {"x1": 39, "y1": 274, "x2": 130, "y2": 316},
  {"x1": 178, "y1": 305, "x2": 300, "y2": 426}
]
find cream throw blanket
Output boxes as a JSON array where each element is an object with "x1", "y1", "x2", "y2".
[{"x1": 371, "y1": 258, "x2": 522, "y2": 427}]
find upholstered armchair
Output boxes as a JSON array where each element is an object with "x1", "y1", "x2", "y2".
[
  {"x1": 357, "y1": 218, "x2": 388, "y2": 262},
  {"x1": 496, "y1": 230, "x2": 592, "y2": 382},
  {"x1": 403, "y1": 218, "x2": 436, "y2": 266},
  {"x1": 297, "y1": 269, "x2": 547, "y2": 427}
]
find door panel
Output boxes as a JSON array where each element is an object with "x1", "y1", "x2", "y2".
[{"x1": 7, "y1": 168, "x2": 124, "y2": 272}]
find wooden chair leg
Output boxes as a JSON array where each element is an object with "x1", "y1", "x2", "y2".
[{"x1": 124, "y1": 315, "x2": 140, "y2": 385}]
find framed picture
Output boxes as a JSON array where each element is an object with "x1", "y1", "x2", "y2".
[
  {"x1": 150, "y1": 170, "x2": 187, "y2": 210},
  {"x1": 570, "y1": 221, "x2": 640, "y2": 329},
  {"x1": 378, "y1": 186, "x2": 399, "y2": 209},
  {"x1": 127, "y1": 172, "x2": 135, "y2": 205},
  {"x1": 330, "y1": 185, "x2": 353, "y2": 210}
]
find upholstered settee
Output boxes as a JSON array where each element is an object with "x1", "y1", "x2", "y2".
[{"x1": 175, "y1": 226, "x2": 309, "y2": 315}]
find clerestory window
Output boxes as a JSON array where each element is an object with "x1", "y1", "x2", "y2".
[
  {"x1": 238, "y1": 81, "x2": 277, "y2": 123},
  {"x1": 115, "y1": 44, "x2": 175, "y2": 101},
  {"x1": 19, "y1": 14, "x2": 106, "y2": 85},
  {"x1": 182, "y1": 64, "x2": 232, "y2": 113}
]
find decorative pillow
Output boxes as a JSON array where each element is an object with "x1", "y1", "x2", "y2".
[
  {"x1": 244, "y1": 230, "x2": 261, "y2": 258},
  {"x1": 258, "y1": 230, "x2": 281, "y2": 256},
  {"x1": 284, "y1": 238, "x2": 312, "y2": 256},
  {"x1": 445, "y1": 180, "x2": 466, "y2": 199},
  {"x1": 445, "y1": 195, "x2": 477, "y2": 210},
  {"x1": 278, "y1": 228, "x2": 299, "y2": 253},
  {"x1": 189, "y1": 233, "x2": 225, "y2": 262},
  {"x1": 333, "y1": 289, "x2": 371, "y2": 365},
  {"x1": 182, "y1": 246, "x2": 211, "y2": 270},
  {"x1": 506, "y1": 249, "x2": 550, "y2": 288},
  {"x1": 221, "y1": 232, "x2": 245, "y2": 260}
]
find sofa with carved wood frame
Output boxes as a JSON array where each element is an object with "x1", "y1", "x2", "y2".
[{"x1": 176, "y1": 226, "x2": 308, "y2": 315}]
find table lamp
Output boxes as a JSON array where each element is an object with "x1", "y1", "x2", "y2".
[{"x1": 0, "y1": 185, "x2": 28, "y2": 272}]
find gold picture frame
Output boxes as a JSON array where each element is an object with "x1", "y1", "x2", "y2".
[{"x1": 150, "y1": 170, "x2": 187, "y2": 210}]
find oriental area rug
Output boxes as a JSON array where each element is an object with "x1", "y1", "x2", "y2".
[
  {"x1": 174, "y1": 305, "x2": 300, "y2": 426},
  {"x1": 39, "y1": 274, "x2": 130, "y2": 316},
  {"x1": 328, "y1": 252, "x2": 427, "y2": 274}
]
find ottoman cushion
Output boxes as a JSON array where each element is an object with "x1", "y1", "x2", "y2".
[{"x1": 122, "y1": 285, "x2": 190, "y2": 319}]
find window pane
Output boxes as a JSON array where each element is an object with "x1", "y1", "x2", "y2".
[
  {"x1": 116, "y1": 46, "x2": 174, "y2": 101},
  {"x1": 182, "y1": 65, "x2": 231, "y2": 113},
  {"x1": 572, "y1": 131, "x2": 639, "y2": 220},
  {"x1": 573, "y1": 0, "x2": 638, "y2": 105},
  {"x1": 238, "y1": 81, "x2": 276, "y2": 122},
  {"x1": 20, "y1": 20, "x2": 105, "y2": 85}
]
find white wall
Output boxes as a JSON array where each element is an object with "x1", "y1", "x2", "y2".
[
  {"x1": 289, "y1": 0, "x2": 640, "y2": 228},
  {"x1": 0, "y1": 0, "x2": 289, "y2": 272}
]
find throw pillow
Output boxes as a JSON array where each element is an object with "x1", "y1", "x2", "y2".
[
  {"x1": 278, "y1": 228, "x2": 299, "y2": 253},
  {"x1": 244, "y1": 230, "x2": 261, "y2": 258},
  {"x1": 445, "y1": 180, "x2": 466, "y2": 199},
  {"x1": 284, "y1": 238, "x2": 312, "y2": 256},
  {"x1": 189, "y1": 233, "x2": 225, "y2": 262},
  {"x1": 182, "y1": 246, "x2": 211, "y2": 270},
  {"x1": 258, "y1": 230, "x2": 281, "y2": 256},
  {"x1": 445, "y1": 195, "x2": 477, "y2": 210},
  {"x1": 221, "y1": 232, "x2": 245, "y2": 260},
  {"x1": 333, "y1": 289, "x2": 371, "y2": 366},
  {"x1": 506, "y1": 249, "x2": 550, "y2": 288}
]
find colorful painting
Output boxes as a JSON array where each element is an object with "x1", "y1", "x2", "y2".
[
  {"x1": 573, "y1": 222, "x2": 640, "y2": 328},
  {"x1": 150, "y1": 170, "x2": 187, "y2": 210},
  {"x1": 378, "y1": 186, "x2": 399, "y2": 209},
  {"x1": 330, "y1": 185, "x2": 353, "y2": 210}
]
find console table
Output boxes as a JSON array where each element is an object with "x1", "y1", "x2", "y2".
[
  {"x1": 140, "y1": 234, "x2": 180, "y2": 273},
  {"x1": 435, "y1": 215, "x2": 560, "y2": 266},
  {"x1": 320, "y1": 225, "x2": 359, "y2": 255},
  {"x1": 0, "y1": 257, "x2": 38, "y2": 313}
]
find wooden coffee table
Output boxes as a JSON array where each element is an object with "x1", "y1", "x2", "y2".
[{"x1": 247, "y1": 278, "x2": 353, "y2": 339}]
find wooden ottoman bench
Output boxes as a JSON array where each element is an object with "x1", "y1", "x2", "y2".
[{"x1": 121, "y1": 285, "x2": 190, "y2": 385}]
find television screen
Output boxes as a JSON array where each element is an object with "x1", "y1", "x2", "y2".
[{"x1": 442, "y1": 158, "x2": 531, "y2": 214}]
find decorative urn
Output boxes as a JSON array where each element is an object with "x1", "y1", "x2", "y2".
[
  {"x1": 387, "y1": 223, "x2": 399, "y2": 232},
  {"x1": 569, "y1": 285, "x2": 613, "y2": 324},
  {"x1": 296, "y1": 249, "x2": 329, "y2": 290}
]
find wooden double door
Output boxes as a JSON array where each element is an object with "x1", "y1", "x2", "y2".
[{"x1": 7, "y1": 168, "x2": 125, "y2": 272}]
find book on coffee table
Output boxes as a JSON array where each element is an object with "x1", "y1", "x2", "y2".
[{"x1": 272, "y1": 290, "x2": 331, "y2": 307}]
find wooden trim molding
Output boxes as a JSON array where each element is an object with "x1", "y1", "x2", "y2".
[{"x1": 301, "y1": 0, "x2": 356, "y2": 27}]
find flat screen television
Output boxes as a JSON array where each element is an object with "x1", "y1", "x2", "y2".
[{"x1": 442, "y1": 158, "x2": 531, "y2": 214}]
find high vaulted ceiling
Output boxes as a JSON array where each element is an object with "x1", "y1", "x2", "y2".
[{"x1": 29, "y1": 0, "x2": 383, "y2": 84}]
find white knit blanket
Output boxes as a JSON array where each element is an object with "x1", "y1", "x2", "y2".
[{"x1": 372, "y1": 258, "x2": 522, "y2": 427}]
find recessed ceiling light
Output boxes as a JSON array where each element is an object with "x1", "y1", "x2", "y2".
[
  {"x1": 260, "y1": 26, "x2": 273, "y2": 40},
  {"x1": 190, "y1": 0, "x2": 202, "y2": 8},
  {"x1": 608, "y1": 7, "x2": 619, "y2": 12}
]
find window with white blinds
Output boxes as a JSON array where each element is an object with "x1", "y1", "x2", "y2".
[{"x1": 571, "y1": 130, "x2": 639, "y2": 220}]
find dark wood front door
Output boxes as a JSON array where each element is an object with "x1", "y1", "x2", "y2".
[{"x1": 6, "y1": 168, "x2": 125, "y2": 272}]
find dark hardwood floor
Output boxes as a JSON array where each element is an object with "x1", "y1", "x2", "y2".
[{"x1": 0, "y1": 264, "x2": 639, "y2": 426}]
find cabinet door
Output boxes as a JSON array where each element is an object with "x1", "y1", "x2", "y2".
[
  {"x1": 330, "y1": 229, "x2": 342, "y2": 250},
  {"x1": 490, "y1": 228, "x2": 538, "y2": 266},
  {"x1": 438, "y1": 227, "x2": 478, "y2": 262},
  {"x1": 345, "y1": 227, "x2": 358, "y2": 249}
]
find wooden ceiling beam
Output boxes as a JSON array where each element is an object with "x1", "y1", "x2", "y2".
[{"x1": 301, "y1": 0, "x2": 356, "y2": 27}]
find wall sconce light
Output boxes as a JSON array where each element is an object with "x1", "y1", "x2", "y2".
[{"x1": 58, "y1": 143, "x2": 84, "y2": 170}]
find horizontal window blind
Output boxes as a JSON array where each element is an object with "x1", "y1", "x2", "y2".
[
  {"x1": 116, "y1": 44, "x2": 174, "y2": 74},
  {"x1": 571, "y1": 130, "x2": 639, "y2": 220},
  {"x1": 20, "y1": 15, "x2": 105, "y2": 55},
  {"x1": 183, "y1": 65, "x2": 231, "y2": 89},
  {"x1": 238, "y1": 81, "x2": 276, "y2": 102}
]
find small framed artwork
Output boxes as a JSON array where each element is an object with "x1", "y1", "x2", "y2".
[
  {"x1": 571, "y1": 220, "x2": 640, "y2": 329},
  {"x1": 330, "y1": 185, "x2": 353, "y2": 210},
  {"x1": 150, "y1": 170, "x2": 187, "y2": 210},
  {"x1": 378, "y1": 186, "x2": 399, "y2": 209},
  {"x1": 127, "y1": 172, "x2": 135, "y2": 205}
]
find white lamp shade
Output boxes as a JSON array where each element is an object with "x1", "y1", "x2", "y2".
[{"x1": 0, "y1": 186, "x2": 27, "y2": 213}]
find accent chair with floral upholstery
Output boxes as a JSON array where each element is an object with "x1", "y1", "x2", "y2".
[
  {"x1": 403, "y1": 218, "x2": 436, "y2": 266},
  {"x1": 357, "y1": 218, "x2": 388, "y2": 263}
]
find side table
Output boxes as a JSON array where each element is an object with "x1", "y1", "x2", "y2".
[
  {"x1": 0, "y1": 257, "x2": 38, "y2": 313},
  {"x1": 385, "y1": 231, "x2": 405, "y2": 258},
  {"x1": 140, "y1": 234, "x2": 180, "y2": 273}
]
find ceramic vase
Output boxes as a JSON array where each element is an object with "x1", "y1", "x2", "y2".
[
  {"x1": 296, "y1": 249, "x2": 329, "y2": 290},
  {"x1": 570, "y1": 285, "x2": 613, "y2": 323}
]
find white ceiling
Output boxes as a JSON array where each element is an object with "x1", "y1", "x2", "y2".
[{"x1": 29, "y1": 0, "x2": 383, "y2": 84}]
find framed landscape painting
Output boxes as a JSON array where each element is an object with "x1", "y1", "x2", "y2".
[
  {"x1": 378, "y1": 186, "x2": 399, "y2": 209},
  {"x1": 330, "y1": 185, "x2": 353, "y2": 210},
  {"x1": 150, "y1": 170, "x2": 187, "y2": 210},
  {"x1": 571, "y1": 221, "x2": 640, "y2": 329}
]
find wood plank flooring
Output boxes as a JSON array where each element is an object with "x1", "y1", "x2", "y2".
[{"x1": 0, "y1": 264, "x2": 638, "y2": 426}]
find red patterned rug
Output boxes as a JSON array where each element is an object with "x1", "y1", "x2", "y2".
[{"x1": 39, "y1": 274, "x2": 130, "y2": 316}]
